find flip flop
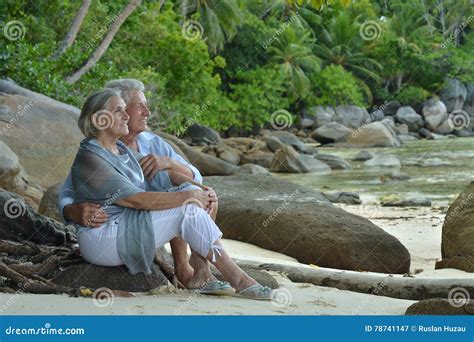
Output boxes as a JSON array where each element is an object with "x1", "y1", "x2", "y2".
[
  {"x1": 193, "y1": 280, "x2": 235, "y2": 296},
  {"x1": 235, "y1": 284, "x2": 274, "y2": 301}
]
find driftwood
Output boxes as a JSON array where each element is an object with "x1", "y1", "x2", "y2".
[{"x1": 256, "y1": 263, "x2": 474, "y2": 300}]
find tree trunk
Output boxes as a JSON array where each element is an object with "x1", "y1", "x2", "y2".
[
  {"x1": 51, "y1": 0, "x2": 92, "y2": 60},
  {"x1": 66, "y1": 0, "x2": 142, "y2": 84}
]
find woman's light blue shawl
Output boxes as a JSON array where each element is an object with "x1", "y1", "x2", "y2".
[{"x1": 71, "y1": 138, "x2": 155, "y2": 275}]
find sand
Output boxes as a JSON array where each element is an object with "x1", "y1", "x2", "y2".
[{"x1": 0, "y1": 204, "x2": 470, "y2": 315}]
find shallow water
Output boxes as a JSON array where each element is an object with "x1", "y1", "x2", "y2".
[{"x1": 276, "y1": 137, "x2": 474, "y2": 207}]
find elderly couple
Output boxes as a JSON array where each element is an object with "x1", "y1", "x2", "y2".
[{"x1": 58, "y1": 79, "x2": 273, "y2": 300}]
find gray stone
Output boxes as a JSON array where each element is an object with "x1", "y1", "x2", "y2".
[
  {"x1": 52, "y1": 263, "x2": 168, "y2": 292},
  {"x1": 397, "y1": 134, "x2": 418, "y2": 142},
  {"x1": 406, "y1": 299, "x2": 474, "y2": 315},
  {"x1": 300, "y1": 118, "x2": 315, "y2": 129},
  {"x1": 323, "y1": 192, "x2": 361, "y2": 204},
  {"x1": 314, "y1": 154, "x2": 352, "y2": 170},
  {"x1": 185, "y1": 123, "x2": 222, "y2": 146},
  {"x1": 395, "y1": 124, "x2": 409, "y2": 135},
  {"x1": 241, "y1": 148, "x2": 274, "y2": 168},
  {"x1": 38, "y1": 183, "x2": 62, "y2": 222},
  {"x1": 394, "y1": 107, "x2": 424, "y2": 131},
  {"x1": 264, "y1": 136, "x2": 286, "y2": 152},
  {"x1": 311, "y1": 122, "x2": 353, "y2": 144},
  {"x1": 0, "y1": 189, "x2": 75, "y2": 245},
  {"x1": 440, "y1": 78, "x2": 467, "y2": 112},
  {"x1": 306, "y1": 106, "x2": 336, "y2": 128},
  {"x1": 270, "y1": 146, "x2": 331, "y2": 174},
  {"x1": 422, "y1": 98, "x2": 448, "y2": 131},
  {"x1": 237, "y1": 163, "x2": 271, "y2": 175},
  {"x1": 381, "y1": 197, "x2": 431, "y2": 207},
  {"x1": 342, "y1": 122, "x2": 401, "y2": 147},
  {"x1": 382, "y1": 100, "x2": 401, "y2": 116},
  {"x1": 351, "y1": 150, "x2": 375, "y2": 161},
  {"x1": 363, "y1": 154, "x2": 401, "y2": 169},
  {"x1": 334, "y1": 105, "x2": 370, "y2": 129},
  {"x1": 201, "y1": 144, "x2": 241, "y2": 165},
  {"x1": 204, "y1": 175, "x2": 411, "y2": 274},
  {"x1": 265, "y1": 131, "x2": 310, "y2": 153}
]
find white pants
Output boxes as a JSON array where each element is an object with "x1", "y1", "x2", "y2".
[{"x1": 77, "y1": 185, "x2": 222, "y2": 267}]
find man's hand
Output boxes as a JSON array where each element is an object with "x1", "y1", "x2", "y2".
[
  {"x1": 139, "y1": 154, "x2": 172, "y2": 179},
  {"x1": 63, "y1": 203, "x2": 109, "y2": 228}
]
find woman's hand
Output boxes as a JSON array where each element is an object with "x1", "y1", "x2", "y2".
[
  {"x1": 203, "y1": 186, "x2": 218, "y2": 213},
  {"x1": 63, "y1": 203, "x2": 108, "y2": 228}
]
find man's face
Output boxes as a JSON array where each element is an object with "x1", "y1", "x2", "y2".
[{"x1": 126, "y1": 90, "x2": 150, "y2": 135}]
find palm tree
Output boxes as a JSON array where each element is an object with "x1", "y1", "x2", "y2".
[
  {"x1": 312, "y1": 12, "x2": 383, "y2": 102},
  {"x1": 267, "y1": 24, "x2": 321, "y2": 100},
  {"x1": 177, "y1": 0, "x2": 243, "y2": 54}
]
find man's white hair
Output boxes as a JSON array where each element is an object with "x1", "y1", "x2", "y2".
[{"x1": 104, "y1": 79, "x2": 145, "y2": 103}]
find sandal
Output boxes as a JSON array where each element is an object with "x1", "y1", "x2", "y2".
[{"x1": 235, "y1": 283, "x2": 274, "y2": 301}]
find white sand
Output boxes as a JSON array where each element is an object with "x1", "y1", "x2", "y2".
[{"x1": 1, "y1": 205, "x2": 470, "y2": 315}]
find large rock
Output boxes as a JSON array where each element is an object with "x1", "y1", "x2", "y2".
[
  {"x1": 265, "y1": 131, "x2": 310, "y2": 153},
  {"x1": 351, "y1": 150, "x2": 375, "y2": 161},
  {"x1": 240, "y1": 148, "x2": 274, "y2": 168},
  {"x1": 205, "y1": 175, "x2": 410, "y2": 274},
  {"x1": 223, "y1": 137, "x2": 266, "y2": 154},
  {"x1": 334, "y1": 105, "x2": 370, "y2": 129},
  {"x1": 314, "y1": 153, "x2": 352, "y2": 170},
  {"x1": 237, "y1": 164, "x2": 271, "y2": 175},
  {"x1": 264, "y1": 136, "x2": 286, "y2": 152},
  {"x1": 52, "y1": 263, "x2": 168, "y2": 292},
  {"x1": 311, "y1": 122, "x2": 353, "y2": 144},
  {"x1": 438, "y1": 181, "x2": 474, "y2": 272},
  {"x1": 422, "y1": 98, "x2": 448, "y2": 131},
  {"x1": 201, "y1": 144, "x2": 241, "y2": 165},
  {"x1": 341, "y1": 122, "x2": 401, "y2": 147},
  {"x1": 405, "y1": 299, "x2": 474, "y2": 315},
  {"x1": 0, "y1": 93, "x2": 82, "y2": 188},
  {"x1": 363, "y1": 154, "x2": 401, "y2": 169},
  {"x1": 463, "y1": 84, "x2": 474, "y2": 122},
  {"x1": 270, "y1": 146, "x2": 331, "y2": 174},
  {"x1": 0, "y1": 140, "x2": 43, "y2": 207},
  {"x1": 440, "y1": 78, "x2": 467, "y2": 112},
  {"x1": 156, "y1": 131, "x2": 239, "y2": 176},
  {"x1": 185, "y1": 123, "x2": 222, "y2": 146},
  {"x1": 394, "y1": 107, "x2": 424, "y2": 131},
  {"x1": 306, "y1": 106, "x2": 336, "y2": 128},
  {"x1": 38, "y1": 183, "x2": 62, "y2": 222},
  {"x1": 382, "y1": 100, "x2": 401, "y2": 116},
  {"x1": 0, "y1": 189, "x2": 75, "y2": 245},
  {"x1": 323, "y1": 192, "x2": 361, "y2": 204}
]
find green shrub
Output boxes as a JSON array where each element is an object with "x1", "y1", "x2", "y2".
[{"x1": 395, "y1": 85, "x2": 430, "y2": 107}]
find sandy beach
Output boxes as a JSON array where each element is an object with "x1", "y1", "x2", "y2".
[{"x1": 1, "y1": 204, "x2": 471, "y2": 315}]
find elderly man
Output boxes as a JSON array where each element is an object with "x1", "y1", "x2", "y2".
[{"x1": 58, "y1": 79, "x2": 223, "y2": 293}]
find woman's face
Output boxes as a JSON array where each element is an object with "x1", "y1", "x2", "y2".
[{"x1": 93, "y1": 96, "x2": 129, "y2": 139}]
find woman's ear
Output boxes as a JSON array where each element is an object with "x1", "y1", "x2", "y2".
[{"x1": 91, "y1": 110, "x2": 114, "y2": 131}]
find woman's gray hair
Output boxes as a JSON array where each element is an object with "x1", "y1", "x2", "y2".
[
  {"x1": 104, "y1": 79, "x2": 145, "y2": 104},
  {"x1": 78, "y1": 89, "x2": 121, "y2": 138}
]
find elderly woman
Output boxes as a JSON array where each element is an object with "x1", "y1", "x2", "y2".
[{"x1": 71, "y1": 89, "x2": 272, "y2": 300}]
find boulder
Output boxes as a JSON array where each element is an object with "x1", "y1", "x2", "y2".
[
  {"x1": 422, "y1": 98, "x2": 448, "y2": 131},
  {"x1": 323, "y1": 192, "x2": 361, "y2": 205},
  {"x1": 394, "y1": 107, "x2": 424, "y2": 131},
  {"x1": 0, "y1": 93, "x2": 82, "y2": 188},
  {"x1": 395, "y1": 124, "x2": 409, "y2": 135},
  {"x1": 300, "y1": 118, "x2": 315, "y2": 129},
  {"x1": 363, "y1": 154, "x2": 401, "y2": 169},
  {"x1": 265, "y1": 131, "x2": 310, "y2": 153},
  {"x1": 0, "y1": 189, "x2": 75, "y2": 245},
  {"x1": 223, "y1": 137, "x2": 266, "y2": 154},
  {"x1": 334, "y1": 105, "x2": 370, "y2": 129},
  {"x1": 405, "y1": 299, "x2": 474, "y2": 315},
  {"x1": 368, "y1": 109, "x2": 385, "y2": 121},
  {"x1": 205, "y1": 175, "x2": 411, "y2": 274},
  {"x1": 240, "y1": 148, "x2": 274, "y2": 168},
  {"x1": 463, "y1": 83, "x2": 474, "y2": 118},
  {"x1": 440, "y1": 78, "x2": 467, "y2": 112},
  {"x1": 201, "y1": 144, "x2": 241, "y2": 165},
  {"x1": 314, "y1": 153, "x2": 352, "y2": 170},
  {"x1": 52, "y1": 263, "x2": 168, "y2": 292},
  {"x1": 0, "y1": 140, "x2": 43, "y2": 207},
  {"x1": 382, "y1": 100, "x2": 401, "y2": 116},
  {"x1": 381, "y1": 196, "x2": 431, "y2": 207},
  {"x1": 438, "y1": 181, "x2": 474, "y2": 272},
  {"x1": 306, "y1": 106, "x2": 336, "y2": 128},
  {"x1": 311, "y1": 122, "x2": 353, "y2": 144},
  {"x1": 270, "y1": 146, "x2": 331, "y2": 174},
  {"x1": 341, "y1": 122, "x2": 401, "y2": 147},
  {"x1": 351, "y1": 150, "x2": 375, "y2": 161},
  {"x1": 38, "y1": 183, "x2": 62, "y2": 222},
  {"x1": 397, "y1": 134, "x2": 418, "y2": 142},
  {"x1": 156, "y1": 132, "x2": 239, "y2": 176},
  {"x1": 264, "y1": 136, "x2": 286, "y2": 152},
  {"x1": 434, "y1": 118, "x2": 454, "y2": 135},
  {"x1": 185, "y1": 123, "x2": 222, "y2": 146},
  {"x1": 237, "y1": 164, "x2": 271, "y2": 175}
]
